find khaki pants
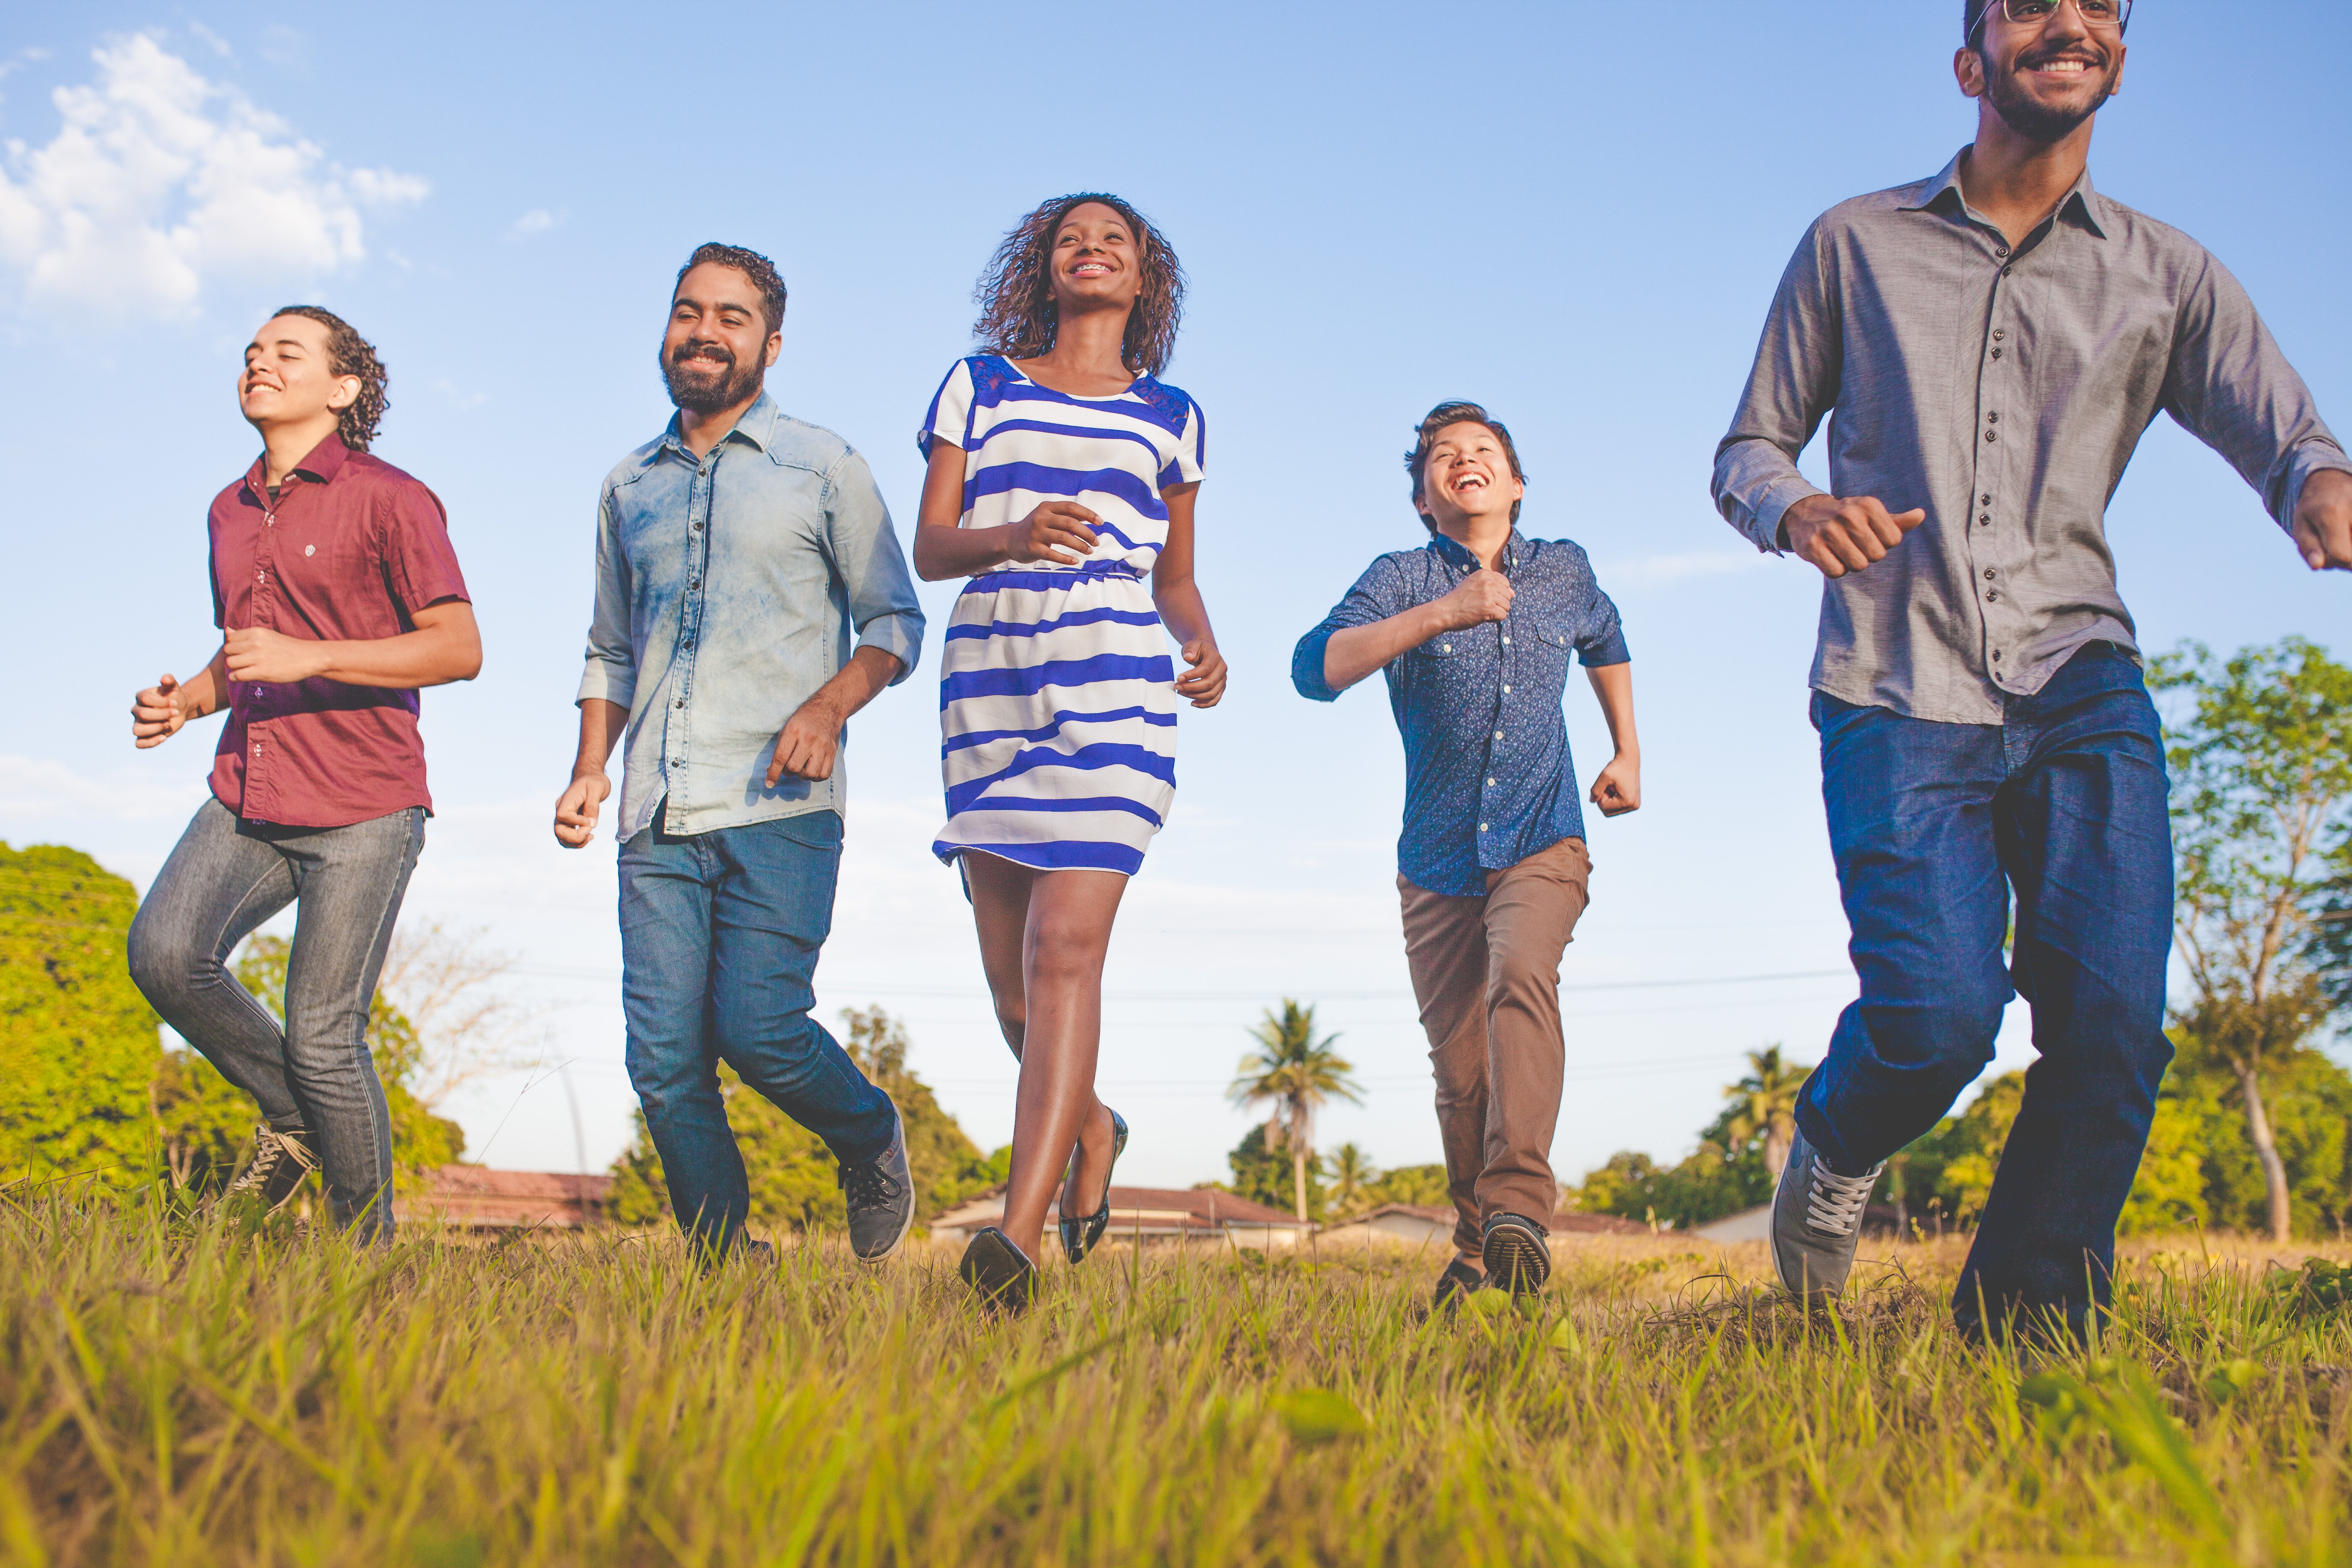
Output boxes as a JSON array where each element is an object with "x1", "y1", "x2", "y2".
[{"x1": 1398, "y1": 837, "x2": 1591, "y2": 1264}]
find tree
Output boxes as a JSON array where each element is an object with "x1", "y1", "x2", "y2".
[
  {"x1": 1228, "y1": 1000, "x2": 1362, "y2": 1221},
  {"x1": 1720, "y1": 1044, "x2": 1807, "y2": 1183},
  {"x1": 2154, "y1": 637, "x2": 2352, "y2": 1242},
  {"x1": 0, "y1": 844, "x2": 157, "y2": 1187},
  {"x1": 1363, "y1": 1163, "x2": 1449, "y2": 1209},
  {"x1": 1324, "y1": 1142, "x2": 1376, "y2": 1218},
  {"x1": 371, "y1": 923, "x2": 542, "y2": 1115},
  {"x1": 1218, "y1": 1122, "x2": 1320, "y2": 1217}
]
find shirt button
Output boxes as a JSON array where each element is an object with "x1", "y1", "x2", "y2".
[
  {"x1": 1442, "y1": 644, "x2": 1452, "y2": 653},
  {"x1": 256, "y1": 572, "x2": 266, "y2": 582},
  {"x1": 1993, "y1": 650, "x2": 2004, "y2": 661},
  {"x1": 1501, "y1": 685, "x2": 1511, "y2": 694},
  {"x1": 1501, "y1": 636, "x2": 1511, "y2": 646},
  {"x1": 1986, "y1": 412, "x2": 1999, "y2": 423},
  {"x1": 1480, "y1": 823, "x2": 1489, "y2": 832},
  {"x1": 1990, "y1": 348, "x2": 2003, "y2": 360},
  {"x1": 2003, "y1": 266, "x2": 2014, "y2": 277},
  {"x1": 1985, "y1": 430, "x2": 1998, "y2": 443},
  {"x1": 1493, "y1": 730, "x2": 1503, "y2": 740},
  {"x1": 1979, "y1": 514, "x2": 1991, "y2": 525},
  {"x1": 1487, "y1": 777, "x2": 1496, "y2": 787},
  {"x1": 1991, "y1": 332, "x2": 2005, "y2": 343},
  {"x1": 1984, "y1": 570, "x2": 1996, "y2": 580},
  {"x1": 1981, "y1": 493, "x2": 1991, "y2": 503},
  {"x1": 1995, "y1": 246, "x2": 2011, "y2": 258},
  {"x1": 1986, "y1": 591, "x2": 2000, "y2": 601},
  {"x1": 675, "y1": 699, "x2": 684, "y2": 708}
]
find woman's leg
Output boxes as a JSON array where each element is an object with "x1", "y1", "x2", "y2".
[{"x1": 963, "y1": 854, "x2": 1124, "y2": 1260}]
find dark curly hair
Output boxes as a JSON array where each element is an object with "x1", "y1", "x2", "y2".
[
  {"x1": 270, "y1": 304, "x2": 387, "y2": 452},
  {"x1": 1405, "y1": 401, "x2": 1527, "y2": 529},
  {"x1": 972, "y1": 193, "x2": 1185, "y2": 377},
  {"x1": 675, "y1": 241, "x2": 788, "y2": 337}
]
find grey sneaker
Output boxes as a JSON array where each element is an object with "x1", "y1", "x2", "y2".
[
  {"x1": 1770, "y1": 1127, "x2": 1885, "y2": 1300},
  {"x1": 224, "y1": 1124, "x2": 318, "y2": 1212},
  {"x1": 837, "y1": 1106, "x2": 915, "y2": 1263},
  {"x1": 1481, "y1": 1212, "x2": 1552, "y2": 1296}
]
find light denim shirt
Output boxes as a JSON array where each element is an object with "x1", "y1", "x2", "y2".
[
  {"x1": 576, "y1": 393, "x2": 925, "y2": 841},
  {"x1": 1712, "y1": 150, "x2": 2352, "y2": 725}
]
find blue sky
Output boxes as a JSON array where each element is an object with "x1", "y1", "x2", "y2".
[{"x1": 3, "y1": 4, "x2": 2347, "y2": 1187}]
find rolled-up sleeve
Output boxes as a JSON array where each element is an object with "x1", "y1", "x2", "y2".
[
  {"x1": 1574, "y1": 554, "x2": 1630, "y2": 668},
  {"x1": 1712, "y1": 219, "x2": 1840, "y2": 554},
  {"x1": 576, "y1": 490, "x2": 637, "y2": 711},
  {"x1": 2161, "y1": 253, "x2": 2352, "y2": 536},
  {"x1": 1291, "y1": 555, "x2": 1407, "y2": 703},
  {"x1": 824, "y1": 450, "x2": 925, "y2": 684}
]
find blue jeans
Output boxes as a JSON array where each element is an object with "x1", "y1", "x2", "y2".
[
  {"x1": 1800, "y1": 645, "x2": 2174, "y2": 1337},
  {"x1": 618, "y1": 804, "x2": 892, "y2": 1255},
  {"x1": 129, "y1": 797, "x2": 423, "y2": 1240}
]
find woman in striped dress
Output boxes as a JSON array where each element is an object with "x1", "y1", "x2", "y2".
[{"x1": 912, "y1": 192, "x2": 1225, "y2": 1310}]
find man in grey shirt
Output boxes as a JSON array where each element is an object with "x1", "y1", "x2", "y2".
[
  {"x1": 552, "y1": 243, "x2": 927, "y2": 1265},
  {"x1": 1712, "y1": 0, "x2": 2352, "y2": 1338}
]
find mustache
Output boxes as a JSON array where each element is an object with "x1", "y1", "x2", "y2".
[
  {"x1": 667, "y1": 339, "x2": 736, "y2": 369},
  {"x1": 2015, "y1": 40, "x2": 2108, "y2": 70}
]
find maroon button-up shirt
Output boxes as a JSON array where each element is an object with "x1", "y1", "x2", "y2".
[{"x1": 206, "y1": 434, "x2": 471, "y2": 827}]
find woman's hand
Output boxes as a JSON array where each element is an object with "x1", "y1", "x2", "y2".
[
  {"x1": 1175, "y1": 639, "x2": 1227, "y2": 708},
  {"x1": 1008, "y1": 502, "x2": 1100, "y2": 566}
]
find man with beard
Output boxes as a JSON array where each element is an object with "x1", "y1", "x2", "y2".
[
  {"x1": 554, "y1": 243, "x2": 926, "y2": 1264},
  {"x1": 1713, "y1": 0, "x2": 2352, "y2": 1339}
]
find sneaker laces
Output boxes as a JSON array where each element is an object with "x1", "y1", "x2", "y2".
[
  {"x1": 227, "y1": 1124, "x2": 317, "y2": 1193},
  {"x1": 838, "y1": 1153, "x2": 900, "y2": 1211},
  {"x1": 1803, "y1": 1159, "x2": 1884, "y2": 1238}
]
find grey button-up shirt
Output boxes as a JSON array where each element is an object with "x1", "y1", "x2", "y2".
[
  {"x1": 577, "y1": 392, "x2": 925, "y2": 841},
  {"x1": 1712, "y1": 150, "x2": 2352, "y2": 724}
]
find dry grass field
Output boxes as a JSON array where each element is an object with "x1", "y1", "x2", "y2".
[{"x1": 3, "y1": 1191, "x2": 2348, "y2": 1565}]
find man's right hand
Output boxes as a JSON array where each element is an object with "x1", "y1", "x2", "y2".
[
  {"x1": 1778, "y1": 494, "x2": 1928, "y2": 579},
  {"x1": 1008, "y1": 501, "x2": 1100, "y2": 566},
  {"x1": 1435, "y1": 569, "x2": 1514, "y2": 629},
  {"x1": 554, "y1": 771, "x2": 611, "y2": 848},
  {"x1": 132, "y1": 674, "x2": 186, "y2": 748}
]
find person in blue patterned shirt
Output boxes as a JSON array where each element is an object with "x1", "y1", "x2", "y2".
[{"x1": 1293, "y1": 402, "x2": 1640, "y2": 1306}]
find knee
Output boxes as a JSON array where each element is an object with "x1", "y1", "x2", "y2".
[
  {"x1": 1024, "y1": 918, "x2": 1105, "y2": 990},
  {"x1": 992, "y1": 1001, "x2": 1027, "y2": 1057},
  {"x1": 1891, "y1": 987, "x2": 2009, "y2": 1071},
  {"x1": 126, "y1": 909, "x2": 204, "y2": 1010},
  {"x1": 1482, "y1": 949, "x2": 1557, "y2": 1017}
]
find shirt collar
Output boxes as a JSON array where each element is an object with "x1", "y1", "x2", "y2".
[
  {"x1": 1428, "y1": 526, "x2": 1526, "y2": 574},
  {"x1": 1900, "y1": 146, "x2": 2109, "y2": 239},
  {"x1": 242, "y1": 431, "x2": 350, "y2": 495},
  {"x1": 660, "y1": 389, "x2": 779, "y2": 460}
]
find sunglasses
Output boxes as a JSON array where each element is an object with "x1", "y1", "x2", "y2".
[{"x1": 1970, "y1": 0, "x2": 2131, "y2": 39}]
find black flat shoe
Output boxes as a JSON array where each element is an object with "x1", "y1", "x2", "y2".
[
  {"x1": 1057, "y1": 1108, "x2": 1129, "y2": 1266},
  {"x1": 1433, "y1": 1257, "x2": 1486, "y2": 1313},
  {"x1": 959, "y1": 1226, "x2": 1037, "y2": 1315}
]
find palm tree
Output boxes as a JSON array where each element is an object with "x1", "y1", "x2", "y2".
[
  {"x1": 1723, "y1": 1044, "x2": 1809, "y2": 1184},
  {"x1": 1325, "y1": 1142, "x2": 1378, "y2": 1218},
  {"x1": 1229, "y1": 1000, "x2": 1364, "y2": 1221}
]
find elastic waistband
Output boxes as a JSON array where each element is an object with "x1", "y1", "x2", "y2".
[{"x1": 963, "y1": 562, "x2": 1142, "y2": 590}]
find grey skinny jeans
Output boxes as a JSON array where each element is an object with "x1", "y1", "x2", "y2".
[{"x1": 129, "y1": 797, "x2": 425, "y2": 1240}]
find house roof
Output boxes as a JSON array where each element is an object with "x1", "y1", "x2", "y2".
[
  {"x1": 410, "y1": 1166, "x2": 611, "y2": 1229},
  {"x1": 931, "y1": 1184, "x2": 1309, "y2": 1234}
]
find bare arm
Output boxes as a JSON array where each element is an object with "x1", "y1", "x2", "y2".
[
  {"x1": 910, "y1": 442, "x2": 1103, "y2": 580},
  {"x1": 765, "y1": 644, "x2": 907, "y2": 785},
  {"x1": 1150, "y1": 483, "x2": 1224, "y2": 708},
  {"x1": 1584, "y1": 663, "x2": 1641, "y2": 817},
  {"x1": 553, "y1": 698, "x2": 628, "y2": 848},
  {"x1": 1322, "y1": 571, "x2": 1514, "y2": 694},
  {"x1": 222, "y1": 599, "x2": 483, "y2": 689},
  {"x1": 129, "y1": 644, "x2": 231, "y2": 748}
]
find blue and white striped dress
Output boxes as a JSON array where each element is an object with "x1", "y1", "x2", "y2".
[{"x1": 920, "y1": 354, "x2": 1206, "y2": 875}]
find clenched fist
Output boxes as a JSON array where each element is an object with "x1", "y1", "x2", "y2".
[
  {"x1": 1436, "y1": 569, "x2": 1514, "y2": 629},
  {"x1": 1779, "y1": 494, "x2": 1928, "y2": 580},
  {"x1": 131, "y1": 674, "x2": 188, "y2": 748}
]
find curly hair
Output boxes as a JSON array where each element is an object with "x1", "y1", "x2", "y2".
[
  {"x1": 269, "y1": 304, "x2": 388, "y2": 452},
  {"x1": 675, "y1": 241, "x2": 788, "y2": 337},
  {"x1": 972, "y1": 193, "x2": 1185, "y2": 377},
  {"x1": 1405, "y1": 401, "x2": 1527, "y2": 529}
]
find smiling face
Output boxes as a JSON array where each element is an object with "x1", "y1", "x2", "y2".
[
  {"x1": 239, "y1": 314, "x2": 358, "y2": 438},
  {"x1": 1417, "y1": 422, "x2": 1527, "y2": 531},
  {"x1": 1959, "y1": 0, "x2": 2125, "y2": 144},
  {"x1": 1046, "y1": 201, "x2": 1144, "y2": 316},
  {"x1": 661, "y1": 262, "x2": 780, "y2": 415}
]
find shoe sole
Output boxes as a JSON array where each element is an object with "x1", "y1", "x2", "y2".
[
  {"x1": 959, "y1": 1230, "x2": 1035, "y2": 1314},
  {"x1": 1482, "y1": 1227, "x2": 1550, "y2": 1296}
]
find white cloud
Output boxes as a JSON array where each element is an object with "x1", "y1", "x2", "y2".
[
  {"x1": 0, "y1": 33, "x2": 427, "y2": 317},
  {"x1": 505, "y1": 207, "x2": 562, "y2": 242},
  {"x1": 0, "y1": 753, "x2": 205, "y2": 824}
]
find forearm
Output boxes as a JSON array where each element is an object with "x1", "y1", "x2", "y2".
[
  {"x1": 303, "y1": 613, "x2": 482, "y2": 689},
  {"x1": 1586, "y1": 663, "x2": 1640, "y2": 757},
  {"x1": 182, "y1": 647, "x2": 230, "y2": 719},
  {"x1": 911, "y1": 523, "x2": 1023, "y2": 581},
  {"x1": 1152, "y1": 575, "x2": 1215, "y2": 649},
  {"x1": 573, "y1": 699, "x2": 627, "y2": 779},
  {"x1": 1323, "y1": 603, "x2": 1450, "y2": 692},
  {"x1": 800, "y1": 645, "x2": 906, "y2": 727}
]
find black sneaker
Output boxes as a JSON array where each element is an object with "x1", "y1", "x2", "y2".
[
  {"x1": 837, "y1": 1106, "x2": 915, "y2": 1263},
  {"x1": 1434, "y1": 1257, "x2": 1486, "y2": 1313},
  {"x1": 1481, "y1": 1212, "x2": 1552, "y2": 1296},
  {"x1": 224, "y1": 1124, "x2": 317, "y2": 1212}
]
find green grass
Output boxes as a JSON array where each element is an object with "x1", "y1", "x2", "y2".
[{"x1": 3, "y1": 1194, "x2": 2349, "y2": 1566}]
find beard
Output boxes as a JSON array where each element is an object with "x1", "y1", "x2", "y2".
[
  {"x1": 660, "y1": 340, "x2": 763, "y2": 413},
  {"x1": 1983, "y1": 42, "x2": 2117, "y2": 143}
]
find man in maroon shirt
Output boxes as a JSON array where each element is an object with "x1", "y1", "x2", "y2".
[{"x1": 126, "y1": 306, "x2": 481, "y2": 1241}]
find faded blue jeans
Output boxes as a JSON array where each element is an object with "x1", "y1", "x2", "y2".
[
  {"x1": 129, "y1": 797, "x2": 422, "y2": 1240},
  {"x1": 619, "y1": 802, "x2": 893, "y2": 1257},
  {"x1": 1798, "y1": 644, "x2": 2174, "y2": 1338}
]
